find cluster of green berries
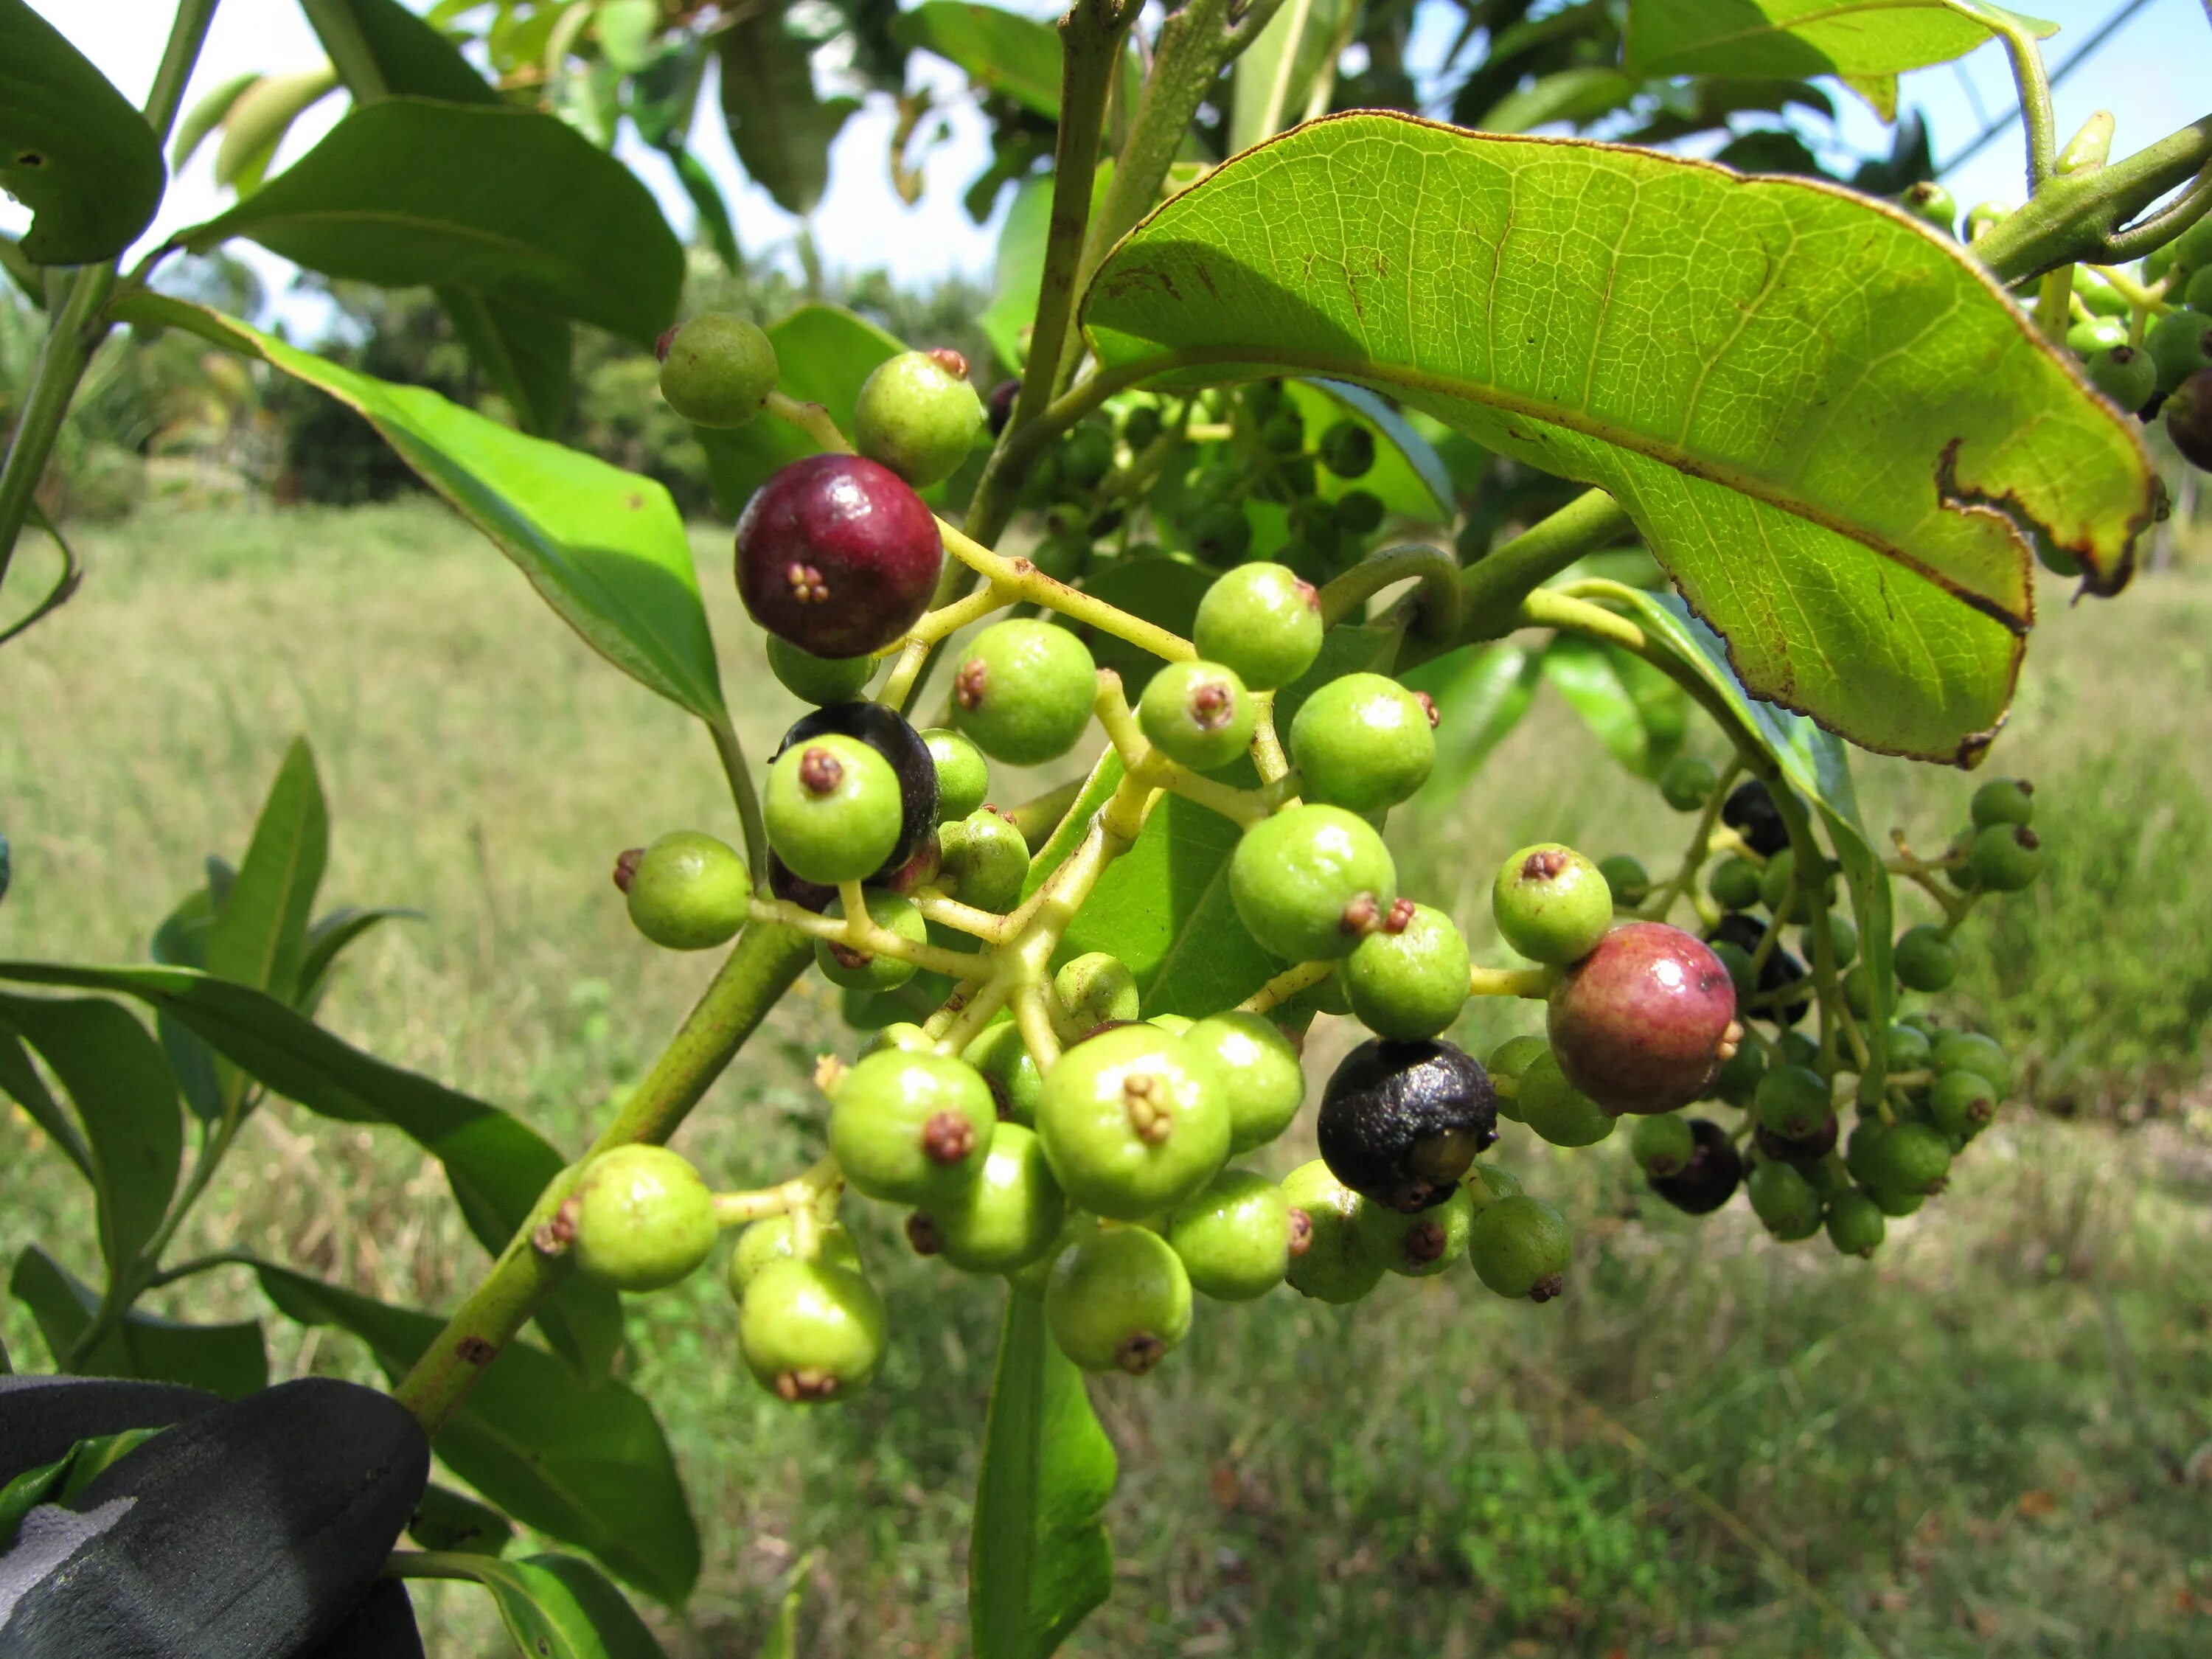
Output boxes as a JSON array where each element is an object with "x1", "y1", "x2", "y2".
[{"x1": 2053, "y1": 215, "x2": 2212, "y2": 474}]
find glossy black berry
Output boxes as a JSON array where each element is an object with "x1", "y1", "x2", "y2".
[
  {"x1": 1316, "y1": 1038, "x2": 1497, "y2": 1213},
  {"x1": 987, "y1": 378, "x2": 1020, "y2": 436},
  {"x1": 1721, "y1": 778, "x2": 1790, "y2": 857},
  {"x1": 736, "y1": 454, "x2": 943, "y2": 658},
  {"x1": 773, "y1": 702, "x2": 939, "y2": 879},
  {"x1": 1648, "y1": 1117, "x2": 1742, "y2": 1214},
  {"x1": 2164, "y1": 368, "x2": 2212, "y2": 471}
]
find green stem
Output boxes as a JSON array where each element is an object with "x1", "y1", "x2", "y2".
[
  {"x1": 1005, "y1": 0, "x2": 1139, "y2": 438},
  {"x1": 1989, "y1": 13, "x2": 2058, "y2": 192},
  {"x1": 146, "y1": 0, "x2": 227, "y2": 139},
  {"x1": 1973, "y1": 114, "x2": 2212, "y2": 282},
  {"x1": 709, "y1": 718, "x2": 771, "y2": 895},
  {"x1": 1317, "y1": 542, "x2": 1461, "y2": 636},
  {"x1": 301, "y1": 0, "x2": 389, "y2": 97},
  {"x1": 394, "y1": 920, "x2": 813, "y2": 1436},
  {"x1": 1402, "y1": 489, "x2": 1634, "y2": 671}
]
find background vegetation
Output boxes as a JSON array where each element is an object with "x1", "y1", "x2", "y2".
[{"x1": 4, "y1": 495, "x2": 2208, "y2": 1656}]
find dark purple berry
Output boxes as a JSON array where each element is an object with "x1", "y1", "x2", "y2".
[
  {"x1": 735, "y1": 454, "x2": 943, "y2": 658},
  {"x1": 1649, "y1": 1117, "x2": 1742, "y2": 1214},
  {"x1": 1316, "y1": 1038, "x2": 1497, "y2": 1213},
  {"x1": 987, "y1": 378, "x2": 1020, "y2": 437},
  {"x1": 773, "y1": 703, "x2": 939, "y2": 879},
  {"x1": 1548, "y1": 922, "x2": 1739, "y2": 1114},
  {"x1": 2167, "y1": 368, "x2": 2212, "y2": 471},
  {"x1": 1753, "y1": 1113, "x2": 1839, "y2": 1165},
  {"x1": 1721, "y1": 778, "x2": 1790, "y2": 857}
]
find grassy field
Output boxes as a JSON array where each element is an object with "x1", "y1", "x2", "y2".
[{"x1": 4, "y1": 500, "x2": 2211, "y2": 1657}]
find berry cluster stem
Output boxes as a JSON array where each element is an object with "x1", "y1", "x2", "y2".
[{"x1": 712, "y1": 1157, "x2": 841, "y2": 1227}]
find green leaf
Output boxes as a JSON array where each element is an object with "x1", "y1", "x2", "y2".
[
  {"x1": 0, "y1": 959, "x2": 622, "y2": 1383},
  {"x1": 716, "y1": 11, "x2": 858, "y2": 218},
  {"x1": 758, "y1": 1558, "x2": 812, "y2": 1659},
  {"x1": 969, "y1": 1290, "x2": 1114, "y2": 1659},
  {"x1": 1230, "y1": 0, "x2": 1356, "y2": 152},
  {"x1": 0, "y1": 1019, "x2": 92, "y2": 1180},
  {"x1": 186, "y1": 97, "x2": 682, "y2": 346},
  {"x1": 0, "y1": 997, "x2": 180, "y2": 1277},
  {"x1": 1404, "y1": 639, "x2": 1546, "y2": 800},
  {"x1": 299, "y1": 903, "x2": 422, "y2": 1009},
  {"x1": 0, "y1": 0, "x2": 164, "y2": 262},
  {"x1": 213, "y1": 67, "x2": 342, "y2": 195},
  {"x1": 1475, "y1": 67, "x2": 1641, "y2": 135},
  {"x1": 1538, "y1": 635, "x2": 1688, "y2": 779},
  {"x1": 253, "y1": 1265, "x2": 698, "y2": 1605},
  {"x1": 172, "y1": 70, "x2": 260, "y2": 171},
  {"x1": 1080, "y1": 112, "x2": 2160, "y2": 763},
  {"x1": 1, "y1": 1427, "x2": 163, "y2": 1550},
  {"x1": 149, "y1": 886, "x2": 225, "y2": 1124},
  {"x1": 207, "y1": 737, "x2": 328, "y2": 1009},
  {"x1": 1624, "y1": 0, "x2": 2055, "y2": 81},
  {"x1": 1593, "y1": 585, "x2": 1894, "y2": 1085},
  {"x1": 668, "y1": 147, "x2": 742, "y2": 274},
  {"x1": 410, "y1": 1483, "x2": 517, "y2": 1556},
  {"x1": 10, "y1": 1245, "x2": 267, "y2": 1397},
  {"x1": 981, "y1": 176, "x2": 1054, "y2": 374},
  {"x1": 895, "y1": 2, "x2": 1063, "y2": 119},
  {"x1": 695, "y1": 305, "x2": 907, "y2": 516},
  {"x1": 404, "y1": 1551, "x2": 667, "y2": 1657},
  {"x1": 441, "y1": 289, "x2": 574, "y2": 437},
  {"x1": 114, "y1": 295, "x2": 726, "y2": 723},
  {"x1": 338, "y1": 0, "x2": 505, "y2": 102}
]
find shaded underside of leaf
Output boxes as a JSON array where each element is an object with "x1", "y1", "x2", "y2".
[
  {"x1": 1624, "y1": 0, "x2": 2056, "y2": 81},
  {"x1": 1082, "y1": 112, "x2": 2160, "y2": 762}
]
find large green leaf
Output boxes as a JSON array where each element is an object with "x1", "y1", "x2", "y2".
[
  {"x1": 185, "y1": 97, "x2": 681, "y2": 345},
  {"x1": 10, "y1": 1245, "x2": 267, "y2": 1397},
  {"x1": 0, "y1": 997, "x2": 180, "y2": 1277},
  {"x1": 408, "y1": 1482, "x2": 517, "y2": 1555},
  {"x1": 335, "y1": 0, "x2": 504, "y2": 103},
  {"x1": 0, "y1": 959, "x2": 622, "y2": 1382},
  {"x1": 407, "y1": 1553, "x2": 667, "y2": 1657},
  {"x1": 1538, "y1": 635, "x2": 1688, "y2": 779},
  {"x1": 1229, "y1": 0, "x2": 1355, "y2": 152},
  {"x1": 0, "y1": 0, "x2": 164, "y2": 262},
  {"x1": 254, "y1": 1265, "x2": 698, "y2": 1605},
  {"x1": 895, "y1": 1, "x2": 1062, "y2": 118},
  {"x1": 1625, "y1": 0, "x2": 2054, "y2": 83},
  {"x1": 299, "y1": 903, "x2": 421, "y2": 1009},
  {"x1": 1081, "y1": 112, "x2": 2160, "y2": 763},
  {"x1": 1591, "y1": 583, "x2": 1895, "y2": 1085},
  {"x1": 970, "y1": 1291, "x2": 1114, "y2": 1659},
  {"x1": 114, "y1": 295, "x2": 726, "y2": 723},
  {"x1": 695, "y1": 305, "x2": 907, "y2": 516},
  {"x1": 0, "y1": 1021, "x2": 91, "y2": 1180},
  {"x1": 981, "y1": 175, "x2": 1054, "y2": 373},
  {"x1": 716, "y1": 11, "x2": 858, "y2": 218},
  {"x1": 208, "y1": 737, "x2": 327, "y2": 1010},
  {"x1": 441, "y1": 289, "x2": 574, "y2": 437}
]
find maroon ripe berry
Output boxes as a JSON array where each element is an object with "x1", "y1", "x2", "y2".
[
  {"x1": 2167, "y1": 368, "x2": 2212, "y2": 471},
  {"x1": 1316, "y1": 1038, "x2": 1497, "y2": 1213},
  {"x1": 773, "y1": 702, "x2": 939, "y2": 878},
  {"x1": 1648, "y1": 1117, "x2": 1742, "y2": 1214},
  {"x1": 1547, "y1": 921, "x2": 1738, "y2": 1114},
  {"x1": 735, "y1": 454, "x2": 943, "y2": 658},
  {"x1": 768, "y1": 853, "x2": 835, "y2": 914},
  {"x1": 1753, "y1": 1112, "x2": 1839, "y2": 1165},
  {"x1": 987, "y1": 378, "x2": 1020, "y2": 437}
]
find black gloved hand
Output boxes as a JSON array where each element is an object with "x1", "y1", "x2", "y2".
[{"x1": 0, "y1": 1375, "x2": 429, "y2": 1658}]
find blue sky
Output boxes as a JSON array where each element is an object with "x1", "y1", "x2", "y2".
[{"x1": 9, "y1": 0, "x2": 2208, "y2": 313}]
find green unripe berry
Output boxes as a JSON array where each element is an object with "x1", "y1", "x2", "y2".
[
  {"x1": 1121, "y1": 403, "x2": 1163, "y2": 449},
  {"x1": 1892, "y1": 924, "x2": 1958, "y2": 992},
  {"x1": 1183, "y1": 1011, "x2": 1306, "y2": 1152},
  {"x1": 1516, "y1": 1047, "x2": 1615, "y2": 1147},
  {"x1": 951, "y1": 620, "x2": 1096, "y2": 766},
  {"x1": 827, "y1": 1050, "x2": 996, "y2": 1206},
  {"x1": 2065, "y1": 316, "x2": 2128, "y2": 358},
  {"x1": 1884, "y1": 1021, "x2": 1933, "y2": 1071},
  {"x1": 2085, "y1": 346, "x2": 2157, "y2": 413},
  {"x1": 1139, "y1": 659, "x2": 1259, "y2": 771},
  {"x1": 1187, "y1": 501, "x2": 1253, "y2": 566},
  {"x1": 1964, "y1": 200, "x2": 2011, "y2": 242},
  {"x1": 1485, "y1": 1033, "x2": 1549, "y2": 1122},
  {"x1": 1969, "y1": 776, "x2": 2034, "y2": 829},
  {"x1": 1473, "y1": 1164, "x2": 1523, "y2": 1200},
  {"x1": 1051, "y1": 951, "x2": 1141, "y2": 1041},
  {"x1": 1806, "y1": 912, "x2": 1858, "y2": 970},
  {"x1": 922, "y1": 728, "x2": 990, "y2": 822},
  {"x1": 1754, "y1": 1063, "x2": 1831, "y2": 1142},
  {"x1": 1775, "y1": 1032, "x2": 1819, "y2": 1070},
  {"x1": 1259, "y1": 407, "x2": 1305, "y2": 453},
  {"x1": 767, "y1": 636, "x2": 874, "y2": 705},
  {"x1": 1357, "y1": 1183, "x2": 1474, "y2": 1278},
  {"x1": 1933, "y1": 1031, "x2": 2011, "y2": 1096},
  {"x1": 1928, "y1": 1068, "x2": 1997, "y2": 1138},
  {"x1": 1708, "y1": 856, "x2": 1764, "y2": 912},
  {"x1": 815, "y1": 889, "x2": 928, "y2": 991},
  {"x1": 765, "y1": 733, "x2": 904, "y2": 885},
  {"x1": 1492, "y1": 843, "x2": 1613, "y2": 965},
  {"x1": 1708, "y1": 1039, "x2": 1764, "y2": 1107},
  {"x1": 1747, "y1": 1160, "x2": 1822, "y2": 1239},
  {"x1": 1169, "y1": 1169, "x2": 1296, "y2": 1300},
  {"x1": 2147, "y1": 309, "x2": 2212, "y2": 393},
  {"x1": 1343, "y1": 902, "x2": 1471, "y2": 1040},
  {"x1": 1035, "y1": 1024, "x2": 1231, "y2": 1220},
  {"x1": 860, "y1": 1021, "x2": 933, "y2": 1057},
  {"x1": 1467, "y1": 1194, "x2": 1572, "y2": 1301},
  {"x1": 1319, "y1": 421, "x2": 1376, "y2": 478},
  {"x1": 619, "y1": 831, "x2": 750, "y2": 951},
  {"x1": 937, "y1": 808, "x2": 1030, "y2": 913},
  {"x1": 1630, "y1": 1113, "x2": 1697, "y2": 1178},
  {"x1": 1709, "y1": 939, "x2": 1755, "y2": 999},
  {"x1": 1659, "y1": 754, "x2": 1719, "y2": 812},
  {"x1": 1230, "y1": 804, "x2": 1398, "y2": 962},
  {"x1": 1045, "y1": 1225, "x2": 1192, "y2": 1374},
  {"x1": 1759, "y1": 846, "x2": 1836, "y2": 916},
  {"x1": 1824, "y1": 1190, "x2": 1885, "y2": 1258},
  {"x1": 1841, "y1": 962, "x2": 1872, "y2": 1019},
  {"x1": 1868, "y1": 1184, "x2": 1924, "y2": 1217},
  {"x1": 1193, "y1": 563, "x2": 1323, "y2": 691},
  {"x1": 1865, "y1": 1119, "x2": 1951, "y2": 1195},
  {"x1": 739, "y1": 1259, "x2": 887, "y2": 1403},
  {"x1": 568, "y1": 1146, "x2": 717, "y2": 1293},
  {"x1": 658, "y1": 313, "x2": 777, "y2": 428},
  {"x1": 2074, "y1": 271, "x2": 2129, "y2": 316},
  {"x1": 965, "y1": 1019, "x2": 1044, "y2": 1124},
  {"x1": 917, "y1": 1121, "x2": 1065, "y2": 1273},
  {"x1": 2188, "y1": 264, "x2": 2212, "y2": 313},
  {"x1": 1057, "y1": 424, "x2": 1115, "y2": 488},
  {"x1": 1288, "y1": 673, "x2": 1439, "y2": 813},
  {"x1": 1969, "y1": 822, "x2": 2044, "y2": 891},
  {"x1": 728, "y1": 1214, "x2": 861, "y2": 1295},
  {"x1": 1896, "y1": 179, "x2": 1956, "y2": 234},
  {"x1": 1332, "y1": 490, "x2": 1385, "y2": 535},
  {"x1": 853, "y1": 349, "x2": 984, "y2": 488},
  {"x1": 1597, "y1": 855, "x2": 1650, "y2": 907},
  {"x1": 2179, "y1": 212, "x2": 2212, "y2": 271},
  {"x1": 1280, "y1": 1158, "x2": 1385, "y2": 1303}
]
